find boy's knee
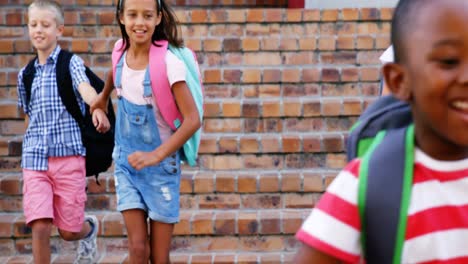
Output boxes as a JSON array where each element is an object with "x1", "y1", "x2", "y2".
[
  {"x1": 30, "y1": 219, "x2": 53, "y2": 238},
  {"x1": 58, "y1": 229, "x2": 80, "y2": 241}
]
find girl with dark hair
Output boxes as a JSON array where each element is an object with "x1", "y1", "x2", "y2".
[{"x1": 93, "y1": 0, "x2": 201, "y2": 262}]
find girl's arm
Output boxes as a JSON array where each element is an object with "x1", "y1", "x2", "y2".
[
  {"x1": 294, "y1": 243, "x2": 344, "y2": 264},
  {"x1": 128, "y1": 81, "x2": 201, "y2": 170},
  {"x1": 90, "y1": 70, "x2": 114, "y2": 114}
]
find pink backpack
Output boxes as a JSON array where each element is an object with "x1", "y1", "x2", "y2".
[
  {"x1": 111, "y1": 39, "x2": 182, "y2": 130},
  {"x1": 111, "y1": 39, "x2": 204, "y2": 166}
]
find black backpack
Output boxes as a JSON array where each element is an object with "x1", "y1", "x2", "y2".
[
  {"x1": 346, "y1": 95, "x2": 414, "y2": 263},
  {"x1": 22, "y1": 50, "x2": 115, "y2": 181}
]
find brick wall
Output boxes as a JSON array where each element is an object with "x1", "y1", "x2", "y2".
[{"x1": 0, "y1": 2, "x2": 392, "y2": 262}]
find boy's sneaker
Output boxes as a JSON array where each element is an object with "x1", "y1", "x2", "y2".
[{"x1": 74, "y1": 215, "x2": 99, "y2": 264}]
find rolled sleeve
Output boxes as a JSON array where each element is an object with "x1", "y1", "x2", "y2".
[{"x1": 69, "y1": 55, "x2": 89, "y2": 92}]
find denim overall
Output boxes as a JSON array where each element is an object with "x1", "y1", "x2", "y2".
[{"x1": 112, "y1": 54, "x2": 181, "y2": 223}]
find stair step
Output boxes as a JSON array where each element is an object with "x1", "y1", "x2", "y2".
[
  {"x1": 3, "y1": 236, "x2": 299, "y2": 260},
  {"x1": 0, "y1": 252, "x2": 296, "y2": 264},
  {"x1": 0, "y1": 172, "x2": 330, "y2": 213},
  {"x1": 0, "y1": 209, "x2": 307, "y2": 238},
  {"x1": 1, "y1": 170, "x2": 332, "y2": 195}
]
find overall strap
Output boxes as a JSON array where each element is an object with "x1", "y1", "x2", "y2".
[
  {"x1": 142, "y1": 67, "x2": 153, "y2": 106},
  {"x1": 358, "y1": 125, "x2": 415, "y2": 264},
  {"x1": 56, "y1": 50, "x2": 85, "y2": 127},
  {"x1": 114, "y1": 52, "x2": 125, "y2": 90}
]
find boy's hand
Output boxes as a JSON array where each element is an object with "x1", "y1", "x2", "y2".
[
  {"x1": 92, "y1": 108, "x2": 110, "y2": 133},
  {"x1": 128, "y1": 151, "x2": 162, "y2": 170},
  {"x1": 90, "y1": 92, "x2": 109, "y2": 114}
]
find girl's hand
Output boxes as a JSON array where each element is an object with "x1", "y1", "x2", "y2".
[
  {"x1": 128, "y1": 151, "x2": 162, "y2": 170},
  {"x1": 92, "y1": 108, "x2": 111, "y2": 133},
  {"x1": 90, "y1": 92, "x2": 109, "y2": 114}
]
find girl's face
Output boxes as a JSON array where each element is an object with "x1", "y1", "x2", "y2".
[
  {"x1": 28, "y1": 7, "x2": 63, "y2": 54},
  {"x1": 119, "y1": 0, "x2": 161, "y2": 46}
]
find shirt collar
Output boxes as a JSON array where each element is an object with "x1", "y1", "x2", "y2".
[{"x1": 34, "y1": 45, "x2": 62, "y2": 67}]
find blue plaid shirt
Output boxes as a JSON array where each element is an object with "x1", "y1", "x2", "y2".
[{"x1": 17, "y1": 45, "x2": 89, "y2": 171}]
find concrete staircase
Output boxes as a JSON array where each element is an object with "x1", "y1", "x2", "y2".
[{"x1": 0, "y1": 1, "x2": 391, "y2": 263}]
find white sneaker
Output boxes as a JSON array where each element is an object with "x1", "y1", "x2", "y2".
[{"x1": 74, "y1": 215, "x2": 99, "y2": 264}]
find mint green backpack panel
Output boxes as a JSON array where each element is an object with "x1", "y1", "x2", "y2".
[{"x1": 168, "y1": 45, "x2": 204, "y2": 166}]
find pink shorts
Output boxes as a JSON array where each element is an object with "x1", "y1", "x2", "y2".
[{"x1": 22, "y1": 156, "x2": 87, "y2": 232}]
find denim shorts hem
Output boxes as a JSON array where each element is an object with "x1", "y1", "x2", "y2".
[
  {"x1": 117, "y1": 203, "x2": 147, "y2": 212},
  {"x1": 148, "y1": 211, "x2": 179, "y2": 224}
]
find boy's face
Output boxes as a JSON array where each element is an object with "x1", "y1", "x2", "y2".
[
  {"x1": 119, "y1": 0, "x2": 162, "y2": 47},
  {"x1": 385, "y1": 0, "x2": 468, "y2": 160},
  {"x1": 28, "y1": 7, "x2": 63, "y2": 54}
]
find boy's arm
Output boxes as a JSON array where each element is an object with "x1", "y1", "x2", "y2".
[
  {"x1": 77, "y1": 83, "x2": 110, "y2": 133},
  {"x1": 294, "y1": 243, "x2": 344, "y2": 264},
  {"x1": 69, "y1": 55, "x2": 110, "y2": 132},
  {"x1": 77, "y1": 82, "x2": 98, "y2": 106}
]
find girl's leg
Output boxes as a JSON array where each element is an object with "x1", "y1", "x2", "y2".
[
  {"x1": 123, "y1": 209, "x2": 149, "y2": 263},
  {"x1": 149, "y1": 221, "x2": 174, "y2": 264},
  {"x1": 30, "y1": 218, "x2": 53, "y2": 264}
]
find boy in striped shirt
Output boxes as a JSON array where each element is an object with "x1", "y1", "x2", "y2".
[{"x1": 294, "y1": 0, "x2": 468, "y2": 263}]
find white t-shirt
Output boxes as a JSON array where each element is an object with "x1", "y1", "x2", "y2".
[
  {"x1": 120, "y1": 51, "x2": 186, "y2": 142},
  {"x1": 379, "y1": 45, "x2": 394, "y2": 64}
]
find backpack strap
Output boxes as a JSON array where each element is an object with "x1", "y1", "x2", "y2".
[
  {"x1": 55, "y1": 50, "x2": 85, "y2": 128},
  {"x1": 358, "y1": 125, "x2": 415, "y2": 264},
  {"x1": 347, "y1": 96, "x2": 412, "y2": 161},
  {"x1": 22, "y1": 57, "x2": 38, "y2": 108}
]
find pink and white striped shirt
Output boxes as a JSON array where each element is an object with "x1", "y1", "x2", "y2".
[{"x1": 296, "y1": 148, "x2": 468, "y2": 263}]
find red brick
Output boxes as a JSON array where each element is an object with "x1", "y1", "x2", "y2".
[
  {"x1": 214, "y1": 211, "x2": 236, "y2": 235},
  {"x1": 102, "y1": 213, "x2": 124, "y2": 236},
  {"x1": 242, "y1": 194, "x2": 281, "y2": 209},
  {"x1": 174, "y1": 211, "x2": 191, "y2": 235},
  {"x1": 281, "y1": 173, "x2": 301, "y2": 192},
  {"x1": 216, "y1": 173, "x2": 236, "y2": 193},
  {"x1": 0, "y1": 214, "x2": 17, "y2": 237},
  {"x1": 239, "y1": 237, "x2": 284, "y2": 251},
  {"x1": 203, "y1": 102, "x2": 220, "y2": 117},
  {"x1": 303, "y1": 173, "x2": 324, "y2": 192},
  {"x1": 191, "y1": 10, "x2": 208, "y2": 23},
  {"x1": 258, "y1": 174, "x2": 279, "y2": 193},
  {"x1": 239, "y1": 136, "x2": 259, "y2": 153},
  {"x1": 192, "y1": 212, "x2": 214, "y2": 235},
  {"x1": 222, "y1": 102, "x2": 241, "y2": 117},
  {"x1": 191, "y1": 254, "x2": 213, "y2": 264},
  {"x1": 238, "y1": 212, "x2": 258, "y2": 235},
  {"x1": 321, "y1": 9, "x2": 338, "y2": 21},
  {"x1": 262, "y1": 101, "x2": 281, "y2": 117},
  {"x1": 237, "y1": 174, "x2": 257, "y2": 193},
  {"x1": 199, "y1": 136, "x2": 218, "y2": 154},
  {"x1": 260, "y1": 211, "x2": 281, "y2": 234},
  {"x1": 282, "y1": 210, "x2": 303, "y2": 234},
  {"x1": 219, "y1": 136, "x2": 238, "y2": 153},
  {"x1": 242, "y1": 38, "x2": 260, "y2": 51},
  {"x1": 194, "y1": 173, "x2": 215, "y2": 193},
  {"x1": 199, "y1": 194, "x2": 241, "y2": 209},
  {"x1": 237, "y1": 253, "x2": 258, "y2": 264}
]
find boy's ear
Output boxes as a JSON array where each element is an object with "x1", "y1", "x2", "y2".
[
  {"x1": 57, "y1": 24, "x2": 64, "y2": 37},
  {"x1": 382, "y1": 63, "x2": 412, "y2": 102}
]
